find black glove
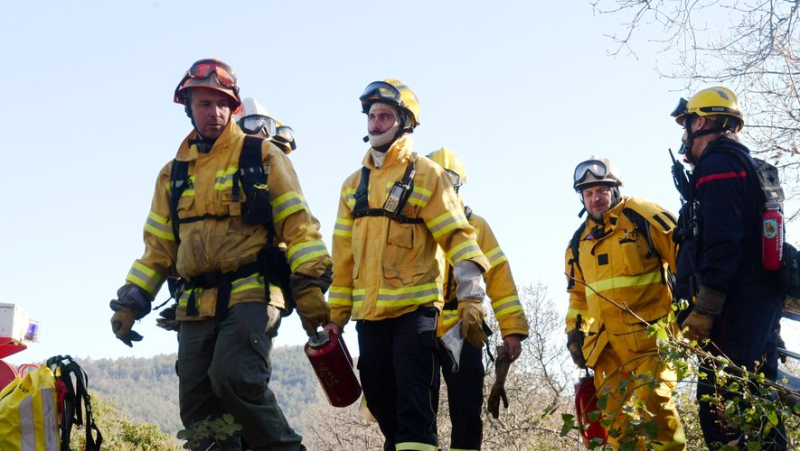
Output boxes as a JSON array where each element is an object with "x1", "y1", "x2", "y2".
[
  {"x1": 567, "y1": 328, "x2": 587, "y2": 368},
  {"x1": 777, "y1": 332, "x2": 787, "y2": 365},
  {"x1": 487, "y1": 346, "x2": 511, "y2": 418},
  {"x1": 156, "y1": 303, "x2": 180, "y2": 332}
]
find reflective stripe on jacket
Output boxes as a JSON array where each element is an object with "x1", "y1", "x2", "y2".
[
  {"x1": 125, "y1": 120, "x2": 330, "y2": 321},
  {"x1": 564, "y1": 197, "x2": 677, "y2": 367},
  {"x1": 330, "y1": 136, "x2": 490, "y2": 324},
  {"x1": 437, "y1": 213, "x2": 529, "y2": 338}
]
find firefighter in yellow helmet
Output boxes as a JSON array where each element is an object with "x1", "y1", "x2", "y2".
[
  {"x1": 325, "y1": 80, "x2": 490, "y2": 451},
  {"x1": 428, "y1": 147, "x2": 529, "y2": 450},
  {"x1": 672, "y1": 87, "x2": 787, "y2": 449},
  {"x1": 109, "y1": 59, "x2": 331, "y2": 451},
  {"x1": 565, "y1": 156, "x2": 686, "y2": 449}
]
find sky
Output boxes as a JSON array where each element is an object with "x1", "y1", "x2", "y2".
[{"x1": 1, "y1": 0, "x2": 797, "y2": 366}]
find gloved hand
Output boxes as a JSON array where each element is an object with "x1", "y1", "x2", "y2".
[
  {"x1": 294, "y1": 287, "x2": 330, "y2": 337},
  {"x1": 681, "y1": 284, "x2": 725, "y2": 342},
  {"x1": 458, "y1": 300, "x2": 488, "y2": 348},
  {"x1": 777, "y1": 331, "x2": 787, "y2": 364},
  {"x1": 111, "y1": 308, "x2": 143, "y2": 347},
  {"x1": 156, "y1": 303, "x2": 180, "y2": 332},
  {"x1": 566, "y1": 328, "x2": 587, "y2": 368},
  {"x1": 488, "y1": 345, "x2": 511, "y2": 418}
]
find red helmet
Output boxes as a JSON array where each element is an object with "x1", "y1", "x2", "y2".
[{"x1": 173, "y1": 58, "x2": 241, "y2": 109}]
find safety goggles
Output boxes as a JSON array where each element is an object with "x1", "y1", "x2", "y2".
[
  {"x1": 359, "y1": 81, "x2": 401, "y2": 107},
  {"x1": 238, "y1": 114, "x2": 277, "y2": 137},
  {"x1": 671, "y1": 98, "x2": 689, "y2": 121},
  {"x1": 275, "y1": 126, "x2": 295, "y2": 146},
  {"x1": 186, "y1": 59, "x2": 238, "y2": 89},
  {"x1": 445, "y1": 169, "x2": 462, "y2": 188},
  {"x1": 573, "y1": 160, "x2": 608, "y2": 185}
]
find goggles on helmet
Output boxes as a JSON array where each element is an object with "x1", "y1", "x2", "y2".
[
  {"x1": 671, "y1": 98, "x2": 689, "y2": 121},
  {"x1": 238, "y1": 114, "x2": 277, "y2": 137},
  {"x1": 186, "y1": 59, "x2": 238, "y2": 89},
  {"x1": 275, "y1": 125, "x2": 294, "y2": 144},
  {"x1": 573, "y1": 160, "x2": 609, "y2": 186},
  {"x1": 445, "y1": 169, "x2": 463, "y2": 188},
  {"x1": 360, "y1": 81, "x2": 402, "y2": 111}
]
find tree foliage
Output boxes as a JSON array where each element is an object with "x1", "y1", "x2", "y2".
[{"x1": 593, "y1": 0, "x2": 800, "y2": 209}]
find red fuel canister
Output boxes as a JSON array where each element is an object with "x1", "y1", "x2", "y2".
[
  {"x1": 305, "y1": 330, "x2": 361, "y2": 408},
  {"x1": 574, "y1": 372, "x2": 608, "y2": 446}
]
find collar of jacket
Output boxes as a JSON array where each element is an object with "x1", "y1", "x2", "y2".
[
  {"x1": 361, "y1": 135, "x2": 414, "y2": 170},
  {"x1": 174, "y1": 119, "x2": 244, "y2": 162},
  {"x1": 584, "y1": 196, "x2": 630, "y2": 240}
]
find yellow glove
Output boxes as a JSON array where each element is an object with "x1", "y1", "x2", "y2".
[
  {"x1": 110, "y1": 308, "x2": 143, "y2": 347},
  {"x1": 294, "y1": 287, "x2": 331, "y2": 337},
  {"x1": 458, "y1": 300, "x2": 488, "y2": 348},
  {"x1": 681, "y1": 284, "x2": 725, "y2": 342}
]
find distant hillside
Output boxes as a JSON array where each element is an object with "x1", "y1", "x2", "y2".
[{"x1": 77, "y1": 344, "x2": 319, "y2": 439}]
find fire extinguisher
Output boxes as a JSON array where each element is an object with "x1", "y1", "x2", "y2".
[
  {"x1": 574, "y1": 369, "x2": 608, "y2": 446},
  {"x1": 305, "y1": 329, "x2": 362, "y2": 408},
  {"x1": 762, "y1": 201, "x2": 784, "y2": 271}
]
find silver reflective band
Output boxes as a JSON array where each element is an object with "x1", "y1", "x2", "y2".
[
  {"x1": 239, "y1": 115, "x2": 277, "y2": 137},
  {"x1": 573, "y1": 160, "x2": 607, "y2": 185}
]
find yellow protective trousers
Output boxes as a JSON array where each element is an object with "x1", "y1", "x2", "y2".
[{"x1": 593, "y1": 346, "x2": 686, "y2": 450}]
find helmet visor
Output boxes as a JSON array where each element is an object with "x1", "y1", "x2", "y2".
[
  {"x1": 238, "y1": 115, "x2": 277, "y2": 137},
  {"x1": 188, "y1": 59, "x2": 238, "y2": 89},
  {"x1": 574, "y1": 160, "x2": 608, "y2": 186},
  {"x1": 360, "y1": 81, "x2": 402, "y2": 109}
]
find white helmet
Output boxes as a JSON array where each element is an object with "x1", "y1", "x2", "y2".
[
  {"x1": 235, "y1": 97, "x2": 277, "y2": 137},
  {"x1": 573, "y1": 155, "x2": 624, "y2": 192}
]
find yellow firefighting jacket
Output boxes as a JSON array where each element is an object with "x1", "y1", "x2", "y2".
[
  {"x1": 329, "y1": 136, "x2": 490, "y2": 324},
  {"x1": 564, "y1": 197, "x2": 677, "y2": 367},
  {"x1": 437, "y1": 211, "x2": 529, "y2": 338},
  {"x1": 125, "y1": 120, "x2": 330, "y2": 321}
]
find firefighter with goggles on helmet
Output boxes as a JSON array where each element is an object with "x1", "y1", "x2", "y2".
[
  {"x1": 671, "y1": 87, "x2": 787, "y2": 449},
  {"x1": 234, "y1": 97, "x2": 298, "y2": 154},
  {"x1": 109, "y1": 58, "x2": 332, "y2": 451},
  {"x1": 565, "y1": 155, "x2": 686, "y2": 449},
  {"x1": 427, "y1": 146, "x2": 529, "y2": 450},
  {"x1": 325, "y1": 79, "x2": 490, "y2": 451}
]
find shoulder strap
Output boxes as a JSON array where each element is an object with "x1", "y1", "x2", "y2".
[
  {"x1": 567, "y1": 222, "x2": 586, "y2": 290},
  {"x1": 622, "y1": 208, "x2": 659, "y2": 259},
  {"x1": 46, "y1": 356, "x2": 103, "y2": 451},
  {"x1": 169, "y1": 160, "x2": 190, "y2": 245}
]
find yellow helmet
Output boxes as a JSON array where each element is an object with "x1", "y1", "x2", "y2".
[
  {"x1": 427, "y1": 147, "x2": 466, "y2": 187},
  {"x1": 671, "y1": 86, "x2": 744, "y2": 132},
  {"x1": 360, "y1": 79, "x2": 420, "y2": 129}
]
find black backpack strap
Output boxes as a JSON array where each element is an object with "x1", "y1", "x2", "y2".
[
  {"x1": 622, "y1": 208, "x2": 658, "y2": 259},
  {"x1": 567, "y1": 223, "x2": 586, "y2": 290},
  {"x1": 169, "y1": 159, "x2": 190, "y2": 245},
  {"x1": 46, "y1": 355, "x2": 103, "y2": 451},
  {"x1": 351, "y1": 155, "x2": 424, "y2": 224}
]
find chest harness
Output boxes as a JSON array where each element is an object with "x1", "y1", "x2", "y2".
[
  {"x1": 169, "y1": 136, "x2": 293, "y2": 319},
  {"x1": 351, "y1": 154, "x2": 424, "y2": 224}
]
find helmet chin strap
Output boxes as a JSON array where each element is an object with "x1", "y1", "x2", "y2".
[{"x1": 683, "y1": 115, "x2": 725, "y2": 165}]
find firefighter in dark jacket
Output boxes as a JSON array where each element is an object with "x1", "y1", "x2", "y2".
[{"x1": 672, "y1": 86, "x2": 786, "y2": 450}]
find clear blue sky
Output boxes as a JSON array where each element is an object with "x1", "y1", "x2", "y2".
[{"x1": 2, "y1": 1, "x2": 796, "y2": 365}]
